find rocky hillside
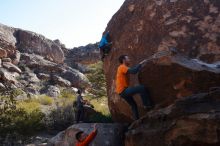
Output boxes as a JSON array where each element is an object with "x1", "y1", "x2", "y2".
[
  {"x1": 0, "y1": 23, "x2": 103, "y2": 145},
  {"x1": 0, "y1": 23, "x2": 100, "y2": 97},
  {"x1": 102, "y1": 0, "x2": 220, "y2": 145},
  {"x1": 64, "y1": 43, "x2": 100, "y2": 73}
]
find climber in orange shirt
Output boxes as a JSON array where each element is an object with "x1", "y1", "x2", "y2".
[
  {"x1": 75, "y1": 123, "x2": 98, "y2": 146},
  {"x1": 116, "y1": 55, "x2": 154, "y2": 120}
]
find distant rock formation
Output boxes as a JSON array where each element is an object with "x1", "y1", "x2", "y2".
[
  {"x1": 64, "y1": 43, "x2": 100, "y2": 73},
  {"x1": 0, "y1": 23, "x2": 97, "y2": 95},
  {"x1": 16, "y1": 29, "x2": 65, "y2": 64}
]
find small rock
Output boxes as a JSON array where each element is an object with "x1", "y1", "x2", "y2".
[
  {"x1": 0, "y1": 83, "x2": 5, "y2": 89},
  {"x1": 0, "y1": 68, "x2": 19, "y2": 84},
  {"x1": 52, "y1": 75, "x2": 71, "y2": 87},
  {"x1": 2, "y1": 62, "x2": 22, "y2": 73},
  {"x1": 2, "y1": 57, "x2": 12, "y2": 63},
  {"x1": 37, "y1": 73, "x2": 50, "y2": 80},
  {"x1": 0, "y1": 47, "x2": 7, "y2": 58},
  {"x1": 26, "y1": 72, "x2": 40, "y2": 83},
  {"x1": 16, "y1": 94, "x2": 28, "y2": 101},
  {"x1": 46, "y1": 86, "x2": 60, "y2": 98},
  {"x1": 12, "y1": 50, "x2": 21, "y2": 65},
  {"x1": 26, "y1": 87, "x2": 40, "y2": 95},
  {"x1": 128, "y1": 4, "x2": 135, "y2": 12}
]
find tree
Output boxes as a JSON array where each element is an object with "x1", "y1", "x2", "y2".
[{"x1": 86, "y1": 61, "x2": 107, "y2": 98}]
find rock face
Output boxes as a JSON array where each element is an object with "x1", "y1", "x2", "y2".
[
  {"x1": 125, "y1": 90, "x2": 220, "y2": 146},
  {"x1": 0, "y1": 23, "x2": 17, "y2": 51},
  {"x1": 64, "y1": 43, "x2": 100, "y2": 73},
  {"x1": 0, "y1": 47, "x2": 7, "y2": 58},
  {"x1": 48, "y1": 123, "x2": 125, "y2": 146},
  {"x1": 20, "y1": 53, "x2": 90, "y2": 89},
  {"x1": 2, "y1": 62, "x2": 21, "y2": 73},
  {"x1": 0, "y1": 23, "x2": 95, "y2": 96},
  {"x1": 52, "y1": 75, "x2": 71, "y2": 87},
  {"x1": 103, "y1": 0, "x2": 220, "y2": 122},
  {"x1": 0, "y1": 68, "x2": 19, "y2": 84},
  {"x1": 16, "y1": 30, "x2": 64, "y2": 64},
  {"x1": 65, "y1": 43, "x2": 100, "y2": 65}
]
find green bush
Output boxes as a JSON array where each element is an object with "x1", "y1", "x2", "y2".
[
  {"x1": 84, "y1": 61, "x2": 112, "y2": 122},
  {"x1": 89, "y1": 112, "x2": 112, "y2": 123},
  {"x1": 45, "y1": 100, "x2": 75, "y2": 131},
  {"x1": 59, "y1": 89, "x2": 76, "y2": 99},
  {"x1": 35, "y1": 95, "x2": 53, "y2": 105},
  {"x1": 16, "y1": 100, "x2": 41, "y2": 113},
  {"x1": 0, "y1": 91, "x2": 45, "y2": 137},
  {"x1": 86, "y1": 61, "x2": 107, "y2": 99},
  {"x1": 12, "y1": 88, "x2": 24, "y2": 97}
]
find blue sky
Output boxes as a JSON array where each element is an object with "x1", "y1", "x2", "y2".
[{"x1": 0, "y1": 0, "x2": 124, "y2": 48}]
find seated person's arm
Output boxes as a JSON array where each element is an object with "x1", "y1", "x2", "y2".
[{"x1": 127, "y1": 64, "x2": 142, "y2": 74}]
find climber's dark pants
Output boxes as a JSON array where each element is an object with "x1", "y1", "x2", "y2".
[
  {"x1": 75, "y1": 107, "x2": 84, "y2": 123},
  {"x1": 120, "y1": 85, "x2": 153, "y2": 120},
  {"x1": 100, "y1": 45, "x2": 111, "y2": 60}
]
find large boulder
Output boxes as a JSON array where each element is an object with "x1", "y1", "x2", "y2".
[
  {"x1": 0, "y1": 23, "x2": 17, "y2": 50},
  {"x1": 11, "y1": 50, "x2": 21, "y2": 65},
  {"x1": 60, "y1": 68, "x2": 91, "y2": 89},
  {"x1": 52, "y1": 75, "x2": 71, "y2": 87},
  {"x1": 48, "y1": 123, "x2": 126, "y2": 146},
  {"x1": 16, "y1": 29, "x2": 64, "y2": 64},
  {"x1": 20, "y1": 53, "x2": 90, "y2": 89},
  {"x1": 0, "y1": 68, "x2": 19, "y2": 84},
  {"x1": 139, "y1": 55, "x2": 220, "y2": 106},
  {"x1": 107, "y1": 54, "x2": 220, "y2": 122},
  {"x1": 103, "y1": 0, "x2": 220, "y2": 122},
  {"x1": 2, "y1": 62, "x2": 22, "y2": 73},
  {"x1": 0, "y1": 23, "x2": 17, "y2": 62},
  {"x1": 24, "y1": 72, "x2": 40, "y2": 83},
  {"x1": 125, "y1": 89, "x2": 220, "y2": 146},
  {"x1": 20, "y1": 53, "x2": 65, "y2": 73}
]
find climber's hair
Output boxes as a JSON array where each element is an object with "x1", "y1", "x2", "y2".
[
  {"x1": 77, "y1": 89, "x2": 81, "y2": 95},
  {"x1": 75, "y1": 131, "x2": 83, "y2": 141},
  {"x1": 119, "y1": 55, "x2": 128, "y2": 64}
]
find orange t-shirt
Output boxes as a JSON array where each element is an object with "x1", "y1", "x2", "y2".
[
  {"x1": 116, "y1": 64, "x2": 129, "y2": 94},
  {"x1": 76, "y1": 130, "x2": 97, "y2": 146}
]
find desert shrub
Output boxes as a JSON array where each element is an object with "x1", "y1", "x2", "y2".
[
  {"x1": 86, "y1": 61, "x2": 107, "y2": 98},
  {"x1": 44, "y1": 98, "x2": 75, "y2": 131},
  {"x1": 35, "y1": 95, "x2": 53, "y2": 105},
  {"x1": 88, "y1": 98, "x2": 112, "y2": 122},
  {"x1": 84, "y1": 61, "x2": 113, "y2": 122},
  {"x1": 0, "y1": 90, "x2": 45, "y2": 137},
  {"x1": 58, "y1": 89, "x2": 76, "y2": 99},
  {"x1": 12, "y1": 88, "x2": 24, "y2": 97}
]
